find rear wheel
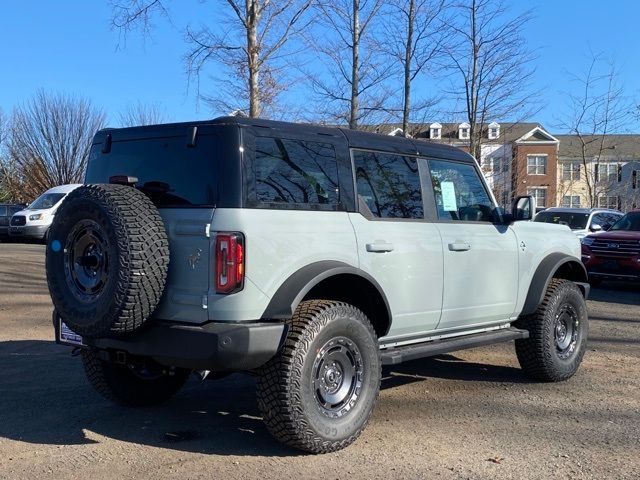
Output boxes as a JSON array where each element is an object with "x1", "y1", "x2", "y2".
[
  {"x1": 81, "y1": 349, "x2": 190, "y2": 407},
  {"x1": 515, "y1": 279, "x2": 588, "y2": 382},
  {"x1": 257, "y1": 300, "x2": 381, "y2": 453}
]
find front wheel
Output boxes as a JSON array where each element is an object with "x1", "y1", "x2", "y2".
[
  {"x1": 515, "y1": 279, "x2": 588, "y2": 382},
  {"x1": 257, "y1": 300, "x2": 381, "y2": 453},
  {"x1": 81, "y1": 350, "x2": 190, "y2": 406}
]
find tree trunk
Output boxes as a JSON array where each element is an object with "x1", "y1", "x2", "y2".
[
  {"x1": 349, "y1": 0, "x2": 360, "y2": 130},
  {"x1": 401, "y1": 0, "x2": 415, "y2": 135},
  {"x1": 247, "y1": 0, "x2": 260, "y2": 118}
]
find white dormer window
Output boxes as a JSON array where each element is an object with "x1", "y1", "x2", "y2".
[
  {"x1": 458, "y1": 122, "x2": 470, "y2": 140},
  {"x1": 488, "y1": 121, "x2": 500, "y2": 140},
  {"x1": 429, "y1": 122, "x2": 442, "y2": 139}
]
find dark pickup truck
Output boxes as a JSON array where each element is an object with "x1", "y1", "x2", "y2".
[
  {"x1": 0, "y1": 204, "x2": 27, "y2": 239},
  {"x1": 581, "y1": 211, "x2": 640, "y2": 284}
]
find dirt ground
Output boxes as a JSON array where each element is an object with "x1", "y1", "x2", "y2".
[{"x1": 0, "y1": 243, "x2": 638, "y2": 480}]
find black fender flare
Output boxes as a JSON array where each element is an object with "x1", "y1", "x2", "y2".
[
  {"x1": 521, "y1": 253, "x2": 589, "y2": 316},
  {"x1": 261, "y1": 260, "x2": 392, "y2": 323}
]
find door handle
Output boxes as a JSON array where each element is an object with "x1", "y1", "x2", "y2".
[
  {"x1": 448, "y1": 242, "x2": 471, "y2": 252},
  {"x1": 366, "y1": 242, "x2": 395, "y2": 253}
]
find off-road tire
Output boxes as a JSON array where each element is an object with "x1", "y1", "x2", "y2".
[
  {"x1": 515, "y1": 279, "x2": 588, "y2": 382},
  {"x1": 46, "y1": 184, "x2": 169, "y2": 337},
  {"x1": 257, "y1": 300, "x2": 381, "y2": 454},
  {"x1": 81, "y1": 349, "x2": 189, "y2": 407}
]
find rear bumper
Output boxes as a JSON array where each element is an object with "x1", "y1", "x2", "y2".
[
  {"x1": 55, "y1": 317, "x2": 288, "y2": 371},
  {"x1": 9, "y1": 224, "x2": 48, "y2": 239}
]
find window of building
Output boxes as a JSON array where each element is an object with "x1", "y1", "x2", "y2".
[
  {"x1": 428, "y1": 159, "x2": 495, "y2": 222},
  {"x1": 488, "y1": 122, "x2": 500, "y2": 140},
  {"x1": 429, "y1": 122, "x2": 442, "y2": 140},
  {"x1": 458, "y1": 123, "x2": 470, "y2": 140},
  {"x1": 253, "y1": 137, "x2": 339, "y2": 207},
  {"x1": 596, "y1": 163, "x2": 618, "y2": 182},
  {"x1": 561, "y1": 195, "x2": 581, "y2": 208},
  {"x1": 562, "y1": 163, "x2": 581, "y2": 181},
  {"x1": 597, "y1": 195, "x2": 622, "y2": 210},
  {"x1": 527, "y1": 155, "x2": 547, "y2": 175},
  {"x1": 480, "y1": 157, "x2": 508, "y2": 174},
  {"x1": 353, "y1": 151, "x2": 423, "y2": 219},
  {"x1": 527, "y1": 188, "x2": 547, "y2": 207}
]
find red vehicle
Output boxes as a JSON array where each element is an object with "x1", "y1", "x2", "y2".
[{"x1": 581, "y1": 211, "x2": 640, "y2": 285}]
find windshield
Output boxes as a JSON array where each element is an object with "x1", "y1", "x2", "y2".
[
  {"x1": 28, "y1": 193, "x2": 66, "y2": 210},
  {"x1": 534, "y1": 211, "x2": 589, "y2": 230},
  {"x1": 609, "y1": 212, "x2": 640, "y2": 231}
]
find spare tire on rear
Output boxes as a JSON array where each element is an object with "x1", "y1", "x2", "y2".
[{"x1": 46, "y1": 184, "x2": 169, "y2": 337}]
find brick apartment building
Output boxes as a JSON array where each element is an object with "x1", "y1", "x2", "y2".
[{"x1": 378, "y1": 122, "x2": 639, "y2": 211}]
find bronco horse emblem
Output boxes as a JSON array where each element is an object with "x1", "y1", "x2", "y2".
[{"x1": 187, "y1": 248, "x2": 202, "y2": 270}]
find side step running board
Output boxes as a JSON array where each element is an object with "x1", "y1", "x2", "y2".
[{"x1": 381, "y1": 327, "x2": 529, "y2": 366}]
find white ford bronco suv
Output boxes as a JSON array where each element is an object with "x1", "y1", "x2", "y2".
[{"x1": 47, "y1": 117, "x2": 590, "y2": 453}]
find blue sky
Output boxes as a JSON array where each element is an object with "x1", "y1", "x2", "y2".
[{"x1": 1, "y1": 0, "x2": 639, "y2": 131}]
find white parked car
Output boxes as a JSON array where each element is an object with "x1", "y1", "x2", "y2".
[
  {"x1": 9, "y1": 184, "x2": 82, "y2": 241},
  {"x1": 534, "y1": 207, "x2": 624, "y2": 240}
]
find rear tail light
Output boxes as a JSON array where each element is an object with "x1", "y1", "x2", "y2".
[{"x1": 215, "y1": 232, "x2": 244, "y2": 294}]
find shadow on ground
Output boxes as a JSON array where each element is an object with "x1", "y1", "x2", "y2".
[{"x1": 0, "y1": 339, "x2": 532, "y2": 456}]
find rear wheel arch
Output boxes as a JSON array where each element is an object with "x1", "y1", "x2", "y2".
[
  {"x1": 261, "y1": 261, "x2": 392, "y2": 338},
  {"x1": 521, "y1": 253, "x2": 589, "y2": 316}
]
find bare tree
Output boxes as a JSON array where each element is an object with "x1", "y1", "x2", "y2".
[
  {"x1": 111, "y1": 0, "x2": 312, "y2": 118},
  {"x1": 557, "y1": 53, "x2": 634, "y2": 208},
  {"x1": 118, "y1": 101, "x2": 167, "y2": 126},
  {"x1": 0, "y1": 109, "x2": 11, "y2": 202},
  {"x1": 382, "y1": 0, "x2": 449, "y2": 134},
  {"x1": 444, "y1": 0, "x2": 536, "y2": 159},
  {"x1": 0, "y1": 91, "x2": 106, "y2": 202},
  {"x1": 309, "y1": 0, "x2": 388, "y2": 129}
]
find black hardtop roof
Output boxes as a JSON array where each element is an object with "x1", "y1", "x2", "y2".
[{"x1": 97, "y1": 116, "x2": 474, "y2": 163}]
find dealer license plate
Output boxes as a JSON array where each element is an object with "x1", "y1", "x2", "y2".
[{"x1": 57, "y1": 318, "x2": 85, "y2": 347}]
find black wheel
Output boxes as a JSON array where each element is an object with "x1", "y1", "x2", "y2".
[
  {"x1": 46, "y1": 184, "x2": 169, "y2": 337},
  {"x1": 257, "y1": 300, "x2": 381, "y2": 454},
  {"x1": 81, "y1": 349, "x2": 190, "y2": 407},
  {"x1": 515, "y1": 279, "x2": 588, "y2": 382}
]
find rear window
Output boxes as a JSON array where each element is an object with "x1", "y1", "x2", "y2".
[
  {"x1": 534, "y1": 211, "x2": 589, "y2": 230},
  {"x1": 86, "y1": 135, "x2": 220, "y2": 207},
  {"x1": 250, "y1": 136, "x2": 339, "y2": 208}
]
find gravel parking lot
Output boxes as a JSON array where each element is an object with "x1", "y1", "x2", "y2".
[{"x1": 0, "y1": 243, "x2": 638, "y2": 480}]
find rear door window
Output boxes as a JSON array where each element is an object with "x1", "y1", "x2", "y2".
[
  {"x1": 251, "y1": 137, "x2": 340, "y2": 208},
  {"x1": 0, "y1": 207, "x2": 6, "y2": 216},
  {"x1": 353, "y1": 150, "x2": 423, "y2": 219}
]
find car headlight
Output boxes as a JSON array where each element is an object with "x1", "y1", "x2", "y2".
[
  {"x1": 29, "y1": 213, "x2": 44, "y2": 221},
  {"x1": 581, "y1": 236, "x2": 595, "y2": 246}
]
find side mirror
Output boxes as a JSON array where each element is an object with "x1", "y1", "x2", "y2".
[
  {"x1": 512, "y1": 195, "x2": 535, "y2": 221},
  {"x1": 590, "y1": 223, "x2": 602, "y2": 232}
]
